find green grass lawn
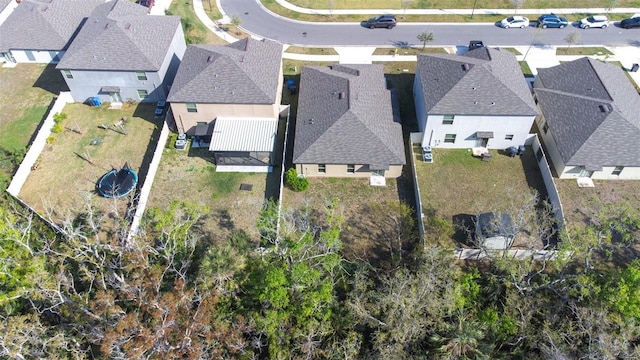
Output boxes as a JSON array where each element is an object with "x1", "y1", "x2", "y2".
[
  {"x1": 415, "y1": 147, "x2": 548, "y2": 247},
  {"x1": 286, "y1": 0, "x2": 640, "y2": 10},
  {"x1": 0, "y1": 64, "x2": 66, "y2": 154},
  {"x1": 556, "y1": 46, "x2": 614, "y2": 56},
  {"x1": 168, "y1": 0, "x2": 228, "y2": 44},
  {"x1": 285, "y1": 46, "x2": 339, "y2": 55},
  {"x1": 373, "y1": 47, "x2": 448, "y2": 55}
]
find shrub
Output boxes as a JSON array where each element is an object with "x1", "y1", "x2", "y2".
[
  {"x1": 46, "y1": 136, "x2": 55, "y2": 144},
  {"x1": 285, "y1": 168, "x2": 309, "y2": 192}
]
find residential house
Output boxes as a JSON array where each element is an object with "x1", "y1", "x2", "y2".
[
  {"x1": 413, "y1": 47, "x2": 538, "y2": 149},
  {"x1": 167, "y1": 38, "x2": 284, "y2": 172},
  {"x1": 292, "y1": 64, "x2": 405, "y2": 179},
  {"x1": 0, "y1": 0, "x2": 104, "y2": 64},
  {"x1": 56, "y1": 0, "x2": 186, "y2": 104},
  {"x1": 534, "y1": 57, "x2": 640, "y2": 179}
]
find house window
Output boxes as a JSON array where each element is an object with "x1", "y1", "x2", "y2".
[
  {"x1": 536, "y1": 148, "x2": 544, "y2": 162},
  {"x1": 186, "y1": 103, "x2": 198, "y2": 113},
  {"x1": 136, "y1": 71, "x2": 147, "y2": 81},
  {"x1": 505, "y1": 134, "x2": 514, "y2": 141},
  {"x1": 612, "y1": 166, "x2": 624, "y2": 176},
  {"x1": 444, "y1": 134, "x2": 456, "y2": 143},
  {"x1": 347, "y1": 164, "x2": 355, "y2": 174},
  {"x1": 137, "y1": 89, "x2": 148, "y2": 99},
  {"x1": 63, "y1": 70, "x2": 73, "y2": 79},
  {"x1": 318, "y1": 164, "x2": 326, "y2": 173},
  {"x1": 543, "y1": 123, "x2": 549, "y2": 134},
  {"x1": 442, "y1": 115, "x2": 454, "y2": 125}
]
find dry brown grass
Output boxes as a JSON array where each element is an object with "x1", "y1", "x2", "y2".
[
  {"x1": 282, "y1": 177, "x2": 413, "y2": 265},
  {"x1": 555, "y1": 179, "x2": 640, "y2": 230},
  {"x1": 19, "y1": 102, "x2": 162, "y2": 224},
  {"x1": 147, "y1": 147, "x2": 273, "y2": 242}
]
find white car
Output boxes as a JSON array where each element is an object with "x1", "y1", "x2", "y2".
[
  {"x1": 500, "y1": 16, "x2": 530, "y2": 28},
  {"x1": 580, "y1": 15, "x2": 609, "y2": 29}
]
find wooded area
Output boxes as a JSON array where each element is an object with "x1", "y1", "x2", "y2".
[{"x1": 1, "y1": 180, "x2": 639, "y2": 359}]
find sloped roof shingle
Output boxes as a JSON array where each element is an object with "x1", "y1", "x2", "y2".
[
  {"x1": 535, "y1": 57, "x2": 640, "y2": 169},
  {"x1": 293, "y1": 64, "x2": 405, "y2": 170},
  {"x1": 0, "y1": 0, "x2": 104, "y2": 53},
  {"x1": 167, "y1": 38, "x2": 283, "y2": 104},
  {"x1": 56, "y1": 0, "x2": 181, "y2": 71},
  {"x1": 415, "y1": 47, "x2": 538, "y2": 116}
]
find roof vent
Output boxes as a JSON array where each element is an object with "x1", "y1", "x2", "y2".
[
  {"x1": 472, "y1": 86, "x2": 476, "y2": 90},
  {"x1": 473, "y1": 101, "x2": 478, "y2": 105},
  {"x1": 208, "y1": 55, "x2": 214, "y2": 62},
  {"x1": 125, "y1": 23, "x2": 131, "y2": 30},
  {"x1": 338, "y1": 92, "x2": 346, "y2": 99},
  {"x1": 308, "y1": 118, "x2": 314, "y2": 125},
  {"x1": 490, "y1": 102, "x2": 495, "y2": 105},
  {"x1": 462, "y1": 63, "x2": 470, "y2": 71},
  {"x1": 599, "y1": 104, "x2": 613, "y2": 113}
]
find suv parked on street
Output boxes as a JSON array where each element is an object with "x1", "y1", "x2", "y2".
[
  {"x1": 537, "y1": 14, "x2": 568, "y2": 28},
  {"x1": 580, "y1": 15, "x2": 609, "y2": 29},
  {"x1": 621, "y1": 16, "x2": 640, "y2": 29},
  {"x1": 365, "y1": 15, "x2": 397, "y2": 29}
]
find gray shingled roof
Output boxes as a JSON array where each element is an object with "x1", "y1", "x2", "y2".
[
  {"x1": 56, "y1": 0, "x2": 181, "y2": 71},
  {"x1": 535, "y1": 57, "x2": 640, "y2": 169},
  {"x1": 293, "y1": 64, "x2": 405, "y2": 169},
  {"x1": 0, "y1": 0, "x2": 104, "y2": 53},
  {"x1": 415, "y1": 48, "x2": 538, "y2": 116},
  {"x1": 167, "y1": 39, "x2": 283, "y2": 104}
]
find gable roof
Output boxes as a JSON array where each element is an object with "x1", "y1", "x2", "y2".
[
  {"x1": 56, "y1": 0, "x2": 181, "y2": 71},
  {"x1": 535, "y1": 57, "x2": 640, "y2": 170},
  {"x1": 167, "y1": 38, "x2": 283, "y2": 104},
  {"x1": 0, "y1": 0, "x2": 104, "y2": 53},
  {"x1": 415, "y1": 48, "x2": 538, "y2": 116},
  {"x1": 293, "y1": 64, "x2": 405, "y2": 170}
]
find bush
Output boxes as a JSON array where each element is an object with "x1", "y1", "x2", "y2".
[
  {"x1": 285, "y1": 168, "x2": 309, "y2": 192},
  {"x1": 46, "y1": 136, "x2": 55, "y2": 144}
]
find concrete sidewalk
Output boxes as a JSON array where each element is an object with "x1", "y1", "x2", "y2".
[{"x1": 274, "y1": 0, "x2": 640, "y2": 16}]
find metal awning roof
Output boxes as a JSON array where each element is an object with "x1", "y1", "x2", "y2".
[
  {"x1": 476, "y1": 131, "x2": 494, "y2": 138},
  {"x1": 209, "y1": 117, "x2": 278, "y2": 152},
  {"x1": 100, "y1": 86, "x2": 120, "y2": 93}
]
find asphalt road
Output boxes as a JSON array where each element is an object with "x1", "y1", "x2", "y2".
[{"x1": 220, "y1": 0, "x2": 640, "y2": 47}]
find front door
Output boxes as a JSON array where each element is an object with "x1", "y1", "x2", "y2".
[{"x1": 109, "y1": 92, "x2": 122, "y2": 103}]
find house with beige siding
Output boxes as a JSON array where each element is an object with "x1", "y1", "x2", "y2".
[
  {"x1": 0, "y1": 0, "x2": 105, "y2": 64},
  {"x1": 534, "y1": 57, "x2": 640, "y2": 180},
  {"x1": 413, "y1": 47, "x2": 538, "y2": 150},
  {"x1": 56, "y1": 0, "x2": 185, "y2": 104},
  {"x1": 167, "y1": 38, "x2": 283, "y2": 172},
  {"x1": 292, "y1": 64, "x2": 405, "y2": 180}
]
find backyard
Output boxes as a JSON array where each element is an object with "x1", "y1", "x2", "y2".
[
  {"x1": 415, "y1": 146, "x2": 549, "y2": 248},
  {"x1": 18, "y1": 102, "x2": 162, "y2": 227},
  {"x1": 146, "y1": 145, "x2": 277, "y2": 243},
  {"x1": 0, "y1": 63, "x2": 66, "y2": 154}
]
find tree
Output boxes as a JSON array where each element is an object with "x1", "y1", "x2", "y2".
[
  {"x1": 231, "y1": 15, "x2": 242, "y2": 35},
  {"x1": 510, "y1": 0, "x2": 525, "y2": 15},
  {"x1": 564, "y1": 31, "x2": 580, "y2": 52},
  {"x1": 417, "y1": 30, "x2": 434, "y2": 49}
]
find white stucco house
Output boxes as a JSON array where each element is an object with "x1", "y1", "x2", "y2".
[
  {"x1": 56, "y1": 0, "x2": 186, "y2": 104},
  {"x1": 413, "y1": 47, "x2": 538, "y2": 150},
  {"x1": 0, "y1": 0, "x2": 105, "y2": 65},
  {"x1": 534, "y1": 57, "x2": 640, "y2": 180}
]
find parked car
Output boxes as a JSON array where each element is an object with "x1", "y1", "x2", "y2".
[
  {"x1": 468, "y1": 40, "x2": 484, "y2": 50},
  {"x1": 537, "y1": 14, "x2": 569, "y2": 28},
  {"x1": 500, "y1": 16, "x2": 530, "y2": 28},
  {"x1": 365, "y1": 14, "x2": 397, "y2": 29},
  {"x1": 580, "y1": 15, "x2": 609, "y2": 29},
  {"x1": 136, "y1": 0, "x2": 154, "y2": 10},
  {"x1": 620, "y1": 16, "x2": 640, "y2": 29}
]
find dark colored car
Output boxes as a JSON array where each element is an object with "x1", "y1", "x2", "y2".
[
  {"x1": 469, "y1": 40, "x2": 484, "y2": 50},
  {"x1": 620, "y1": 17, "x2": 640, "y2": 29},
  {"x1": 137, "y1": 0, "x2": 154, "y2": 9},
  {"x1": 365, "y1": 15, "x2": 397, "y2": 29},
  {"x1": 537, "y1": 14, "x2": 569, "y2": 28}
]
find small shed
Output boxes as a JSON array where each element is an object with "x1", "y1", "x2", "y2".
[{"x1": 475, "y1": 212, "x2": 515, "y2": 249}]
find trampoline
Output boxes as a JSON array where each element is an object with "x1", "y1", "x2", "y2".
[{"x1": 97, "y1": 163, "x2": 138, "y2": 198}]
